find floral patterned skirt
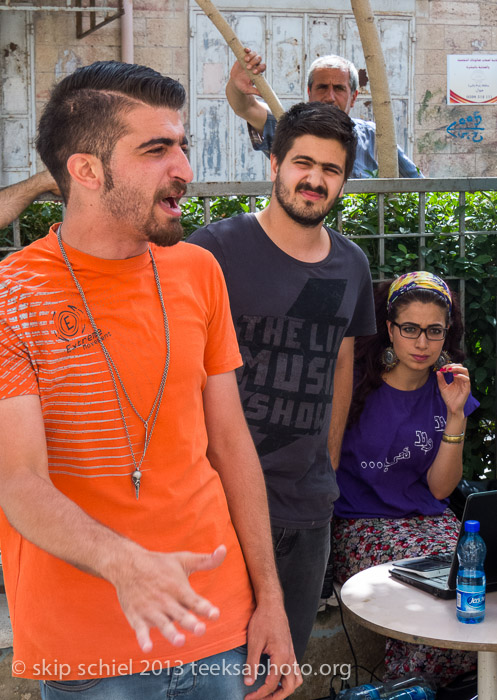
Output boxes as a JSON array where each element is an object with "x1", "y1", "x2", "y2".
[{"x1": 332, "y1": 509, "x2": 476, "y2": 685}]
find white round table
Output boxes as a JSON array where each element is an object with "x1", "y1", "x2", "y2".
[{"x1": 341, "y1": 562, "x2": 497, "y2": 699}]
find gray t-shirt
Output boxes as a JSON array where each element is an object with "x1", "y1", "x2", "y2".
[{"x1": 189, "y1": 213, "x2": 376, "y2": 528}]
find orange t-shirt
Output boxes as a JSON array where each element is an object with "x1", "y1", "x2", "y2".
[{"x1": 0, "y1": 226, "x2": 254, "y2": 680}]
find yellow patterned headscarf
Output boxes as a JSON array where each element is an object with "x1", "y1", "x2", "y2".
[{"x1": 387, "y1": 271, "x2": 452, "y2": 313}]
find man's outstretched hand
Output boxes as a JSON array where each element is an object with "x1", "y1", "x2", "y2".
[{"x1": 111, "y1": 544, "x2": 227, "y2": 652}]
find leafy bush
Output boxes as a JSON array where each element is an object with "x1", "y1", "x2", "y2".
[
  {"x1": 3, "y1": 190, "x2": 496, "y2": 479},
  {"x1": 0, "y1": 200, "x2": 63, "y2": 250},
  {"x1": 181, "y1": 195, "x2": 269, "y2": 235}
]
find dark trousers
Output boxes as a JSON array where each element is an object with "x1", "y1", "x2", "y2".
[{"x1": 271, "y1": 523, "x2": 331, "y2": 662}]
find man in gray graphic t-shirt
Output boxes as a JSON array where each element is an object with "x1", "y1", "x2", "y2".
[{"x1": 189, "y1": 102, "x2": 376, "y2": 661}]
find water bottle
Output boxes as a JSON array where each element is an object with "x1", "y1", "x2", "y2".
[
  {"x1": 336, "y1": 676, "x2": 434, "y2": 699},
  {"x1": 383, "y1": 689, "x2": 435, "y2": 700},
  {"x1": 456, "y1": 519, "x2": 486, "y2": 624}
]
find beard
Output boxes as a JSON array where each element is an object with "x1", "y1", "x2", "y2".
[
  {"x1": 274, "y1": 173, "x2": 336, "y2": 228},
  {"x1": 103, "y1": 177, "x2": 187, "y2": 248}
]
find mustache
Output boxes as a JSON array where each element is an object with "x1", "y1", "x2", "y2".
[
  {"x1": 155, "y1": 181, "x2": 187, "y2": 202},
  {"x1": 296, "y1": 182, "x2": 328, "y2": 197}
]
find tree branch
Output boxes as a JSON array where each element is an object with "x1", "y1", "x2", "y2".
[
  {"x1": 350, "y1": 0, "x2": 399, "y2": 177},
  {"x1": 194, "y1": 0, "x2": 284, "y2": 120}
]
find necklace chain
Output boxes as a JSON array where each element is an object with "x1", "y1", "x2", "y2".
[{"x1": 56, "y1": 226, "x2": 170, "y2": 498}]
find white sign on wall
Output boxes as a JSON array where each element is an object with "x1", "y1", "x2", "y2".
[{"x1": 447, "y1": 55, "x2": 497, "y2": 105}]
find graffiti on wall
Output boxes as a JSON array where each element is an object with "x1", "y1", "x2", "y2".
[{"x1": 446, "y1": 112, "x2": 484, "y2": 143}]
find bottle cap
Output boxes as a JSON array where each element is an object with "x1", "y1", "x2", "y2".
[{"x1": 464, "y1": 519, "x2": 480, "y2": 532}]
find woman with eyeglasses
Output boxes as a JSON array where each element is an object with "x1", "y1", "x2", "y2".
[{"x1": 332, "y1": 271, "x2": 479, "y2": 684}]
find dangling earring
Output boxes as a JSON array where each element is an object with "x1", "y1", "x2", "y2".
[
  {"x1": 433, "y1": 350, "x2": 451, "y2": 371},
  {"x1": 381, "y1": 346, "x2": 398, "y2": 371}
]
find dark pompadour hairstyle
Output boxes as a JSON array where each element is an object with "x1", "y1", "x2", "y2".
[
  {"x1": 271, "y1": 102, "x2": 357, "y2": 181},
  {"x1": 36, "y1": 61, "x2": 186, "y2": 203}
]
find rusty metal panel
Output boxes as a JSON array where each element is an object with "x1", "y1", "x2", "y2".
[
  {"x1": 196, "y1": 99, "x2": 230, "y2": 181},
  {"x1": 230, "y1": 12, "x2": 265, "y2": 57},
  {"x1": 214, "y1": 0, "x2": 415, "y2": 10},
  {"x1": 0, "y1": 13, "x2": 33, "y2": 185},
  {"x1": 195, "y1": 11, "x2": 229, "y2": 98},
  {"x1": 392, "y1": 99, "x2": 409, "y2": 153},
  {"x1": 192, "y1": 10, "x2": 270, "y2": 181},
  {"x1": 191, "y1": 12, "x2": 229, "y2": 181},
  {"x1": 1, "y1": 15, "x2": 29, "y2": 114},
  {"x1": 353, "y1": 97, "x2": 409, "y2": 153},
  {"x1": 3, "y1": 118, "x2": 30, "y2": 168},
  {"x1": 353, "y1": 98, "x2": 374, "y2": 123},
  {"x1": 308, "y1": 15, "x2": 341, "y2": 68},
  {"x1": 228, "y1": 13, "x2": 268, "y2": 181},
  {"x1": 270, "y1": 15, "x2": 304, "y2": 98},
  {"x1": 378, "y1": 18, "x2": 410, "y2": 95},
  {"x1": 232, "y1": 115, "x2": 267, "y2": 181},
  {"x1": 343, "y1": 15, "x2": 411, "y2": 97}
]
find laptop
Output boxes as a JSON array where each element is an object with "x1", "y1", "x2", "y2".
[{"x1": 389, "y1": 490, "x2": 497, "y2": 599}]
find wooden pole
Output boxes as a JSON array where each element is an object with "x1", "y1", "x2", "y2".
[
  {"x1": 350, "y1": 0, "x2": 399, "y2": 177},
  {"x1": 194, "y1": 0, "x2": 284, "y2": 120}
]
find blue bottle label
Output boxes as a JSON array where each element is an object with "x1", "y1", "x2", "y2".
[{"x1": 457, "y1": 585, "x2": 485, "y2": 613}]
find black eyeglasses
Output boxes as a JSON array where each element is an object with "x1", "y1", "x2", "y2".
[{"x1": 391, "y1": 322, "x2": 448, "y2": 341}]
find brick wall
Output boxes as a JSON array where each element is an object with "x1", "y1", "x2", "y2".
[{"x1": 414, "y1": 0, "x2": 497, "y2": 176}]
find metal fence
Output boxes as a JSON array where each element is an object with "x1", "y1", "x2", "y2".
[
  {"x1": 5, "y1": 175, "x2": 497, "y2": 325},
  {"x1": 6, "y1": 174, "x2": 497, "y2": 249},
  {"x1": 189, "y1": 176, "x2": 497, "y2": 272},
  {"x1": 188, "y1": 175, "x2": 497, "y2": 324}
]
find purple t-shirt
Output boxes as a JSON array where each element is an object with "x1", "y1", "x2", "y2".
[{"x1": 335, "y1": 372, "x2": 479, "y2": 519}]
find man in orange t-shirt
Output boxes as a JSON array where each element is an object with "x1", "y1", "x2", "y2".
[{"x1": 0, "y1": 61, "x2": 300, "y2": 700}]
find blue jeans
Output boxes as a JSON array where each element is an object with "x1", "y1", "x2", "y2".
[
  {"x1": 272, "y1": 523, "x2": 330, "y2": 662},
  {"x1": 40, "y1": 645, "x2": 266, "y2": 699}
]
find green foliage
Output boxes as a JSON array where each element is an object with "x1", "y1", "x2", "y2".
[
  {"x1": 0, "y1": 200, "x2": 63, "y2": 250},
  {"x1": 181, "y1": 195, "x2": 268, "y2": 236},
  {"x1": 5, "y1": 189, "x2": 496, "y2": 479}
]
